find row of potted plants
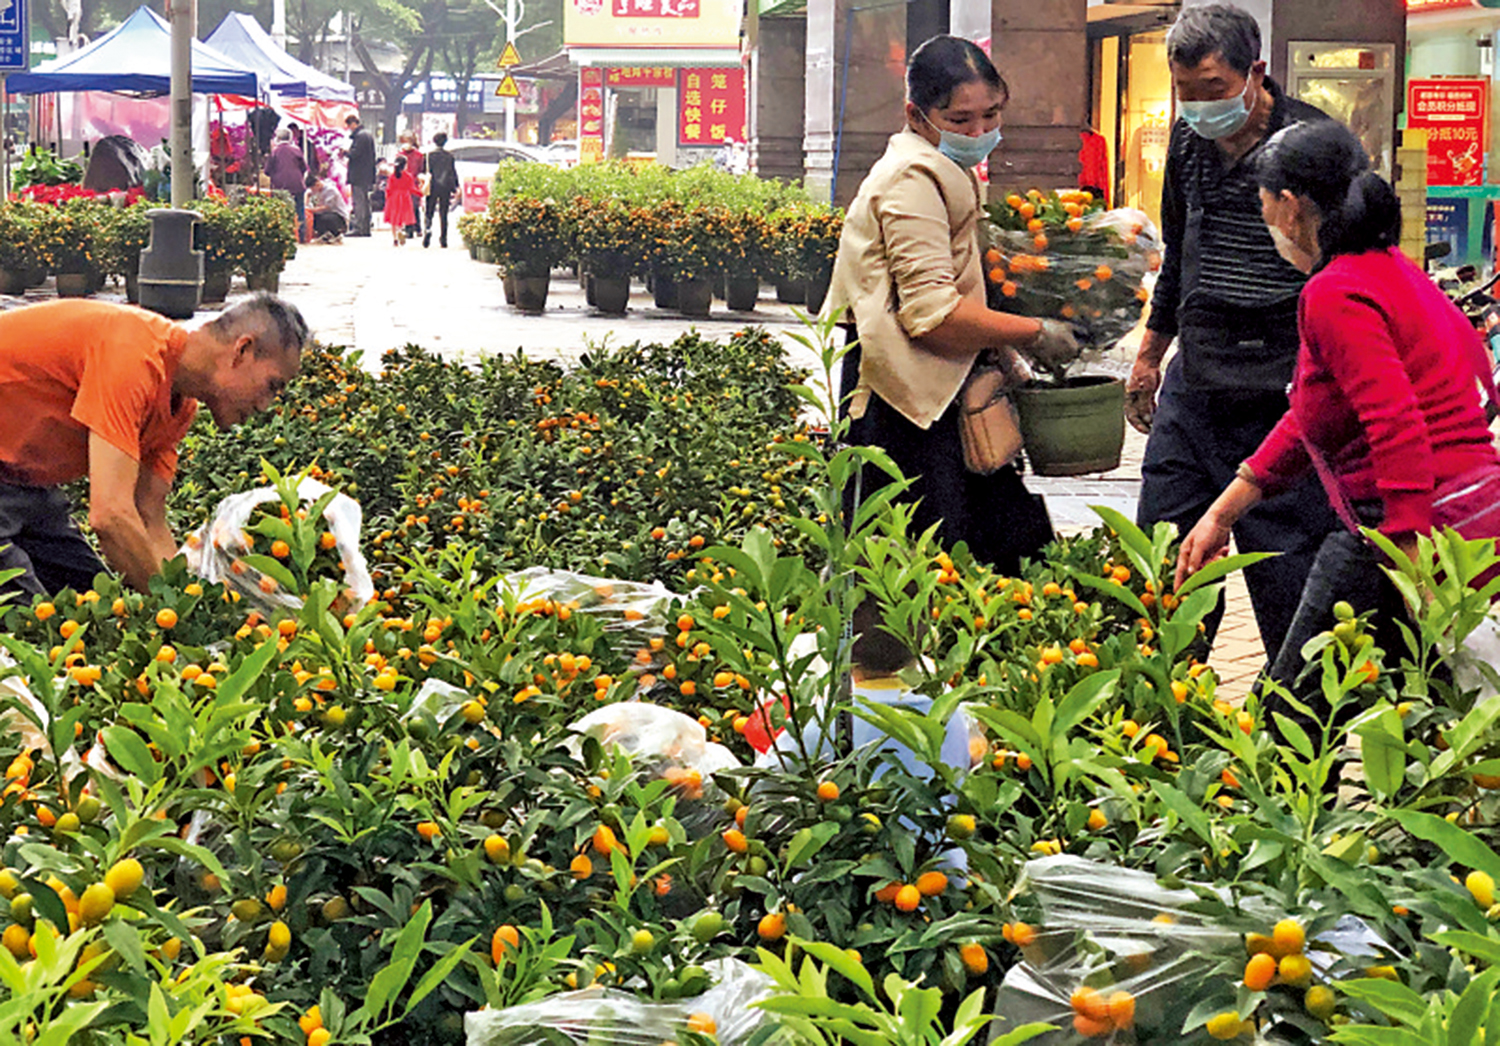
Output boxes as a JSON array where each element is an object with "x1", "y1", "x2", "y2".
[
  {"x1": 456, "y1": 161, "x2": 843, "y2": 316},
  {"x1": 0, "y1": 193, "x2": 299, "y2": 300}
]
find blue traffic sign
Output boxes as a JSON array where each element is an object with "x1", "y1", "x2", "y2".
[{"x1": 0, "y1": 0, "x2": 29, "y2": 73}]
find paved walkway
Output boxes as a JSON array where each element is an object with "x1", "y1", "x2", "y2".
[{"x1": 0, "y1": 233, "x2": 1268, "y2": 698}]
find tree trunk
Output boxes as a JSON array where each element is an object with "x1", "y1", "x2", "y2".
[{"x1": 539, "y1": 78, "x2": 577, "y2": 144}]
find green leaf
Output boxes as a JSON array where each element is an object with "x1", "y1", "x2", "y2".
[
  {"x1": 1052, "y1": 670, "x2": 1120, "y2": 736},
  {"x1": 100, "y1": 727, "x2": 161, "y2": 786},
  {"x1": 1337, "y1": 977, "x2": 1433, "y2": 1028},
  {"x1": 786, "y1": 822, "x2": 840, "y2": 870},
  {"x1": 403, "y1": 937, "x2": 476, "y2": 1016},
  {"x1": 1149, "y1": 781, "x2": 1214, "y2": 846},
  {"x1": 241, "y1": 554, "x2": 299, "y2": 593},
  {"x1": 791, "y1": 937, "x2": 876, "y2": 999},
  {"x1": 1433, "y1": 930, "x2": 1500, "y2": 967},
  {"x1": 1386, "y1": 810, "x2": 1500, "y2": 881},
  {"x1": 1450, "y1": 967, "x2": 1500, "y2": 1046}
]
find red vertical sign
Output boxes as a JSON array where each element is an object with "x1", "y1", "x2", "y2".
[
  {"x1": 579, "y1": 67, "x2": 605, "y2": 164},
  {"x1": 1408, "y1": 78, "x2": 1489, "y2": 186},
  {"x1": 677, "y1": 67, "x2": 746, "y2": 147}
]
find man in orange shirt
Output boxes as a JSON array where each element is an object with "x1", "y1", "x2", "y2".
[{"x1": 0, "y1": 293, "x2": 307, "y2": 597}]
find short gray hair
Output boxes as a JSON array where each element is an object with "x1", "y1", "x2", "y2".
[
  {"x1": 210, "y1": 292, "x2": 310, "y2": 363},
  {"x1": 275, "y1": 127, "x2": 291, "y2": 142},
  {"x1": 1167, "y1": 4, "x2": 1261, "y2": 74}
]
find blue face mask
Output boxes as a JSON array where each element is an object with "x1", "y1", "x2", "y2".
[
  {"x1": 920, "y1": 110, "x2": 1003, "y2": 168},
  {"x1": 1179, "y1": 75, "x2": 1255, "y2": 140}
]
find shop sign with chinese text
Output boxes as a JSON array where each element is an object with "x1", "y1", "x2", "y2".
[
  {"x1": 676, "y1": 67, "x2": 745, "y2": 147},
  {"x1": 607, "y1": 66, "x2": 676, "y2": 87},
  {"x1": 1408, "y1": 78, "x2": 1489, "y2": 186},
  {"x1": 579, "y1": 68, "x2": 605, "y2": 163},
  {"x1": 565, "y1": 0, "x2": 739, "y2": 48}
]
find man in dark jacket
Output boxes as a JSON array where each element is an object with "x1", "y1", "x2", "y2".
[
  {"x1": 345, "y1": 114, "x2": 377, "y2": 237},
  {"x1": 1126, "y1": 2, "x2": 1338, "y2": 663},
  {"x1": 423, "y1": 132, "x2": 459, "y2": 248}
]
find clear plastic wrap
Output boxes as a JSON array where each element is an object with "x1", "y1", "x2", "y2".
[
  {"x1": 465, "y1": 958, "x2": 771, "y2": 1046},
  {"x1": 569, "y1": 703, "x2": 741, "y2": 826},
  {"x1": 179, "y1": 477, "x2": 374, "y2": 612},
  {"x1": 501, "y1": 567, "x2": 676, "y2": 647},
  {"x1": 991, "y1": 855, "x2": 1256, "y2": 1045},
  {"x1": 984, "y1": 196, "x2": 1162, "y2": 355}
]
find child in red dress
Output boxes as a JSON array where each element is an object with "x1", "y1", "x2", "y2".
[{"x1": 384, "y1": 156, "x2": 417, "y2": 246}]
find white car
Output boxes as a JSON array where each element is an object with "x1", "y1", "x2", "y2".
[{"x1": 441, "y1": 138, "x2": 549, "y2": 213}]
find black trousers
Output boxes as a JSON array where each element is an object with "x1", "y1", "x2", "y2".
[
  {"x1": 1138, "y1": 356, "x2": 1339, "y2": 660},
  {"x1": 0, "y1": 482, "x2": 108, "y2": 598},
  {"x1": 839, "y1": 335, "x2": 1052, "y2": 575},
  {"x1": 424, "y1": 192, "x2": 452, "y2": 246},
  {"x1": 312, "y1": 212, "x2": 347, "y2": 237}
]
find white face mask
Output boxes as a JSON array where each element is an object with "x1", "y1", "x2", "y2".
[{"x1": 1268, "y1": 224, "x2": 1314, "y2": 273}]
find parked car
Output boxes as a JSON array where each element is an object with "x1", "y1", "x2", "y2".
[
  {"x1": 440, "y1": 138, "x2": 547, "y2": 213},
  {"x1": 542, "y1": 140, "x2": 579, "y2": 168}
]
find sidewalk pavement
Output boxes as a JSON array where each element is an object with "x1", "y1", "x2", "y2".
[{"x1": 0, "y1": 233, "x2": 1267, "y2": 699}]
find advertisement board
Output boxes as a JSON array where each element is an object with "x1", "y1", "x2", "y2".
[
  {"x1": 1408, "y1": 78, "x2": 1488, "y2": 186},
  {"x1": 676, "y1": 67, "x2": 744, "y2": 147},
  {"x1": 578, "y1": 67, "x2": 605, "y2": 164},
  {"x1": 0, "y1": 0, "x2": 28, "y2": 72},
  {"x1": 565, "y1": 0, "x2": 740, "y2": 49}
]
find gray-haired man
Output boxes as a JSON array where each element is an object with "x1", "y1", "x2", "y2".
[{"x1": 1127, "y1": 3, "x2": 1338, "y2": 660}]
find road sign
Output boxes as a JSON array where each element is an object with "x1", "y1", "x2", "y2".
[
  {"x1": 0, "y1": 0, "x2": 29, "y2": 72},
  {"x1": 494, "y1": 74, "x2": 520, "y2": 98},
  {"x1": 498, "y1": 41, "x2": 521, "y2": 68}
]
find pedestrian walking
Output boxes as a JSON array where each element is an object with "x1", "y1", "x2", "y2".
[
  {"x1": 423, "y1": 132, "x2": 458, "y2": 248},
  {"x1": 384, "y1": 156, "x2": 417, "y2": 246},
  {"x1": 398, "y1": 132, "x2": 425, "y2": 239},
  {"x1": 345, "y1": 114, "x2": 377, "y2": 237},
  {"x1": 1127, "y1": 3, "x2": 1339, "y2": 662}
]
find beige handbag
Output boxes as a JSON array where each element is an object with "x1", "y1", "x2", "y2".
[{"x1": 958, "y1": 362, "x2": 1024, "y2": 474}]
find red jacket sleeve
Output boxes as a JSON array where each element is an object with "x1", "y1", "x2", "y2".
[{"x1": 1243, "y1": 409, "x2": 1309, "y2": 493}]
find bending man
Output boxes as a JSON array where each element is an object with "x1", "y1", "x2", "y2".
[{"x1": 0, "y1": 294, "x2": 308, "y2": 597}]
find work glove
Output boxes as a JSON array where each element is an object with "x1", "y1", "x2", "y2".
[{"x1": 1026, "y1": 319, "x2": 1082, "y2": 372}]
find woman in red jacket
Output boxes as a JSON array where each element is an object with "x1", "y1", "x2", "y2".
[
  {"x1": 1176, "y1": 119, "x2": 1500, "y2": 712},
  {"x1": 383, "y1": 156, "x2": 417, "y2": 246}
]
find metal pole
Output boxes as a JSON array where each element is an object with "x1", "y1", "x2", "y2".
[
  {"x1": 504, "y1": 0, "x2": 516, "y2": 142},
  {"x1": 1, "y1": 75, "x2": 7, "y2": 200},
  {"x1": 169, "y1": 0, "x2": 195, "y2": 206}
]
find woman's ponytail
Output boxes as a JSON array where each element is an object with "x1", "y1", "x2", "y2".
[{"x1": 1318, "y1": 169, "x2": 1401, "y2": 260}]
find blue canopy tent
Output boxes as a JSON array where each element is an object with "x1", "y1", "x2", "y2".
[
  {"x1": 7, "y1": 6, "x2": 258, "y2": 96},
  {"x1": 205, "y1": 13, "x2": 355, "y2": 102}
]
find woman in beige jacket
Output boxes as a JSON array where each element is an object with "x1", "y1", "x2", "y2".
[{"x1": 825, "y1": 34, "x2": 1078, "y2": 573}]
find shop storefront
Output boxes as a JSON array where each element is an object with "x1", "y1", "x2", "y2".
[{"x1": 562, "y1": 0, "x2": 745, "y2": 164}]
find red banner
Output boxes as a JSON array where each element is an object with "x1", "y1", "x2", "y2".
[
  {"x1": 677, "y1": 67, "x2": 746, "y2": 147},
  {"x1": 1406, "y1": 0, "x2": 1475, "y2": 10},
  {"x1": 606, "y1": 66, "x2": 677, "y2": 87},
  {"x1": 579, "y1": 67, "x2": 605, "y2": 164},
  {"x1": 611, "y1": 0, "x2": 700, "y2": 17},
  {"x1": 1408, "y1": 78, "x2": 1488, "y2": 186}
]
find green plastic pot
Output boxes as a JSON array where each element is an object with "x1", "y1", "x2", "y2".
[{"x1": 1012, "y1": 375, "x2": 1125, "y2": 476}]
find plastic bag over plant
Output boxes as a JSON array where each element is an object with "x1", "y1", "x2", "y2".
[
  {"x1": 984, "y1": 191, "x2": 1162, "y2": 357},
  {"x1": 569, "y1": 702, "x2": 740, "y2": 830},
  {"x1": 993, "y1": 855, "x2": 1252, "y2": 1045},
  {"x1": 180, "y1": 476, "x2": 374, "y2": 613},
  {"x1": 502, "y1": 566, "x2": 677, "y2": 647},
  {"x1": 464, "y1": 957, "x2": 771, "y2": 1046}
]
